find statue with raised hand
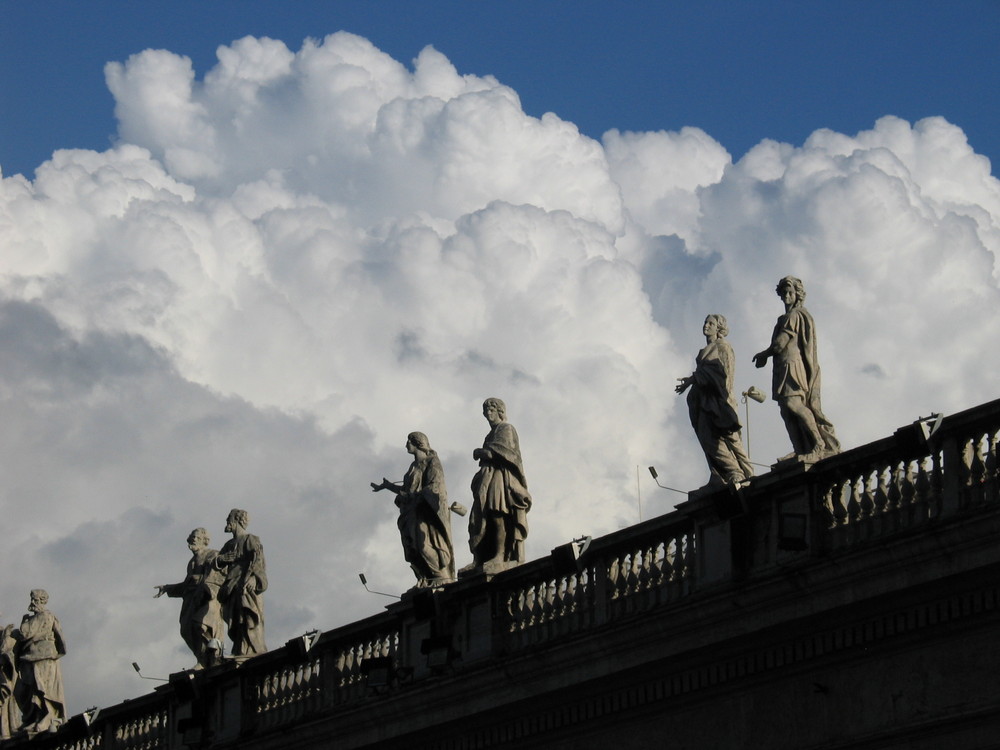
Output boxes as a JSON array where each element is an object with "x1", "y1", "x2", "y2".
[
  {"x1": 214, "y1": 509, "x2": 267, "y2": 658},
  {"x1": 753, "y1": 276, "x2": 840, "y2": 461},
  {"x1": 155, "y1": 527, "x2": 225, "y2": 669},
  {"x1": 677, "y1": 314, "x2": 753, "y2": 487},
  {"x1": 371, "y1": 432, "x2": 461, "y2": 588}
]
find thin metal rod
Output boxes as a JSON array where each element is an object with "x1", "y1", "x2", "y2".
[
  {"x1": 635, "y1": 465, "x2": 642, "y2": 522},
  {"x1": 358, "y1": 573, "x2": 400, "y2": 600}
]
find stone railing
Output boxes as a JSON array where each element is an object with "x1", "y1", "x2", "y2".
[
  {"x1": 242, "y1": 612, "x2": 401, "y2": 734},
  {"x1": 812, "y1": 399, "x2": 1000, "y2": 551},
  {"x1": 498, "y1": 515, "x2": 696, "y2": 652},
  {"x1": 10, "y1": 398, "x2": 1000, "y2": 749}
]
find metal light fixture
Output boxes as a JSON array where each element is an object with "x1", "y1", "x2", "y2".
[
  {"x1": 131, "y1": 662, "x2": 167, "y2": 682},
  {"x1": 648, "y1": 466, "x2": 687, "y2": 495},
  {"x1": 358, "y1": 573, "x2": 400, "y2": 600},
  {"x1": 741, "y1": 386, "x2": 766, "y2": 461}
]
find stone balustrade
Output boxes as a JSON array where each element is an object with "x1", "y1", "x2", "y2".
[{"x1": 10, "y1": 397, "x2": 1000, "y2": 749}]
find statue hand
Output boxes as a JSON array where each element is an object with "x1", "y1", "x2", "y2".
[
  {"x1": 752, "y1": 351, "x2": 768, "y2": 368},
  {"x1": 675, "y1": 377, "x2": 691, "y2": 394},
  {"x1": 153, "y1": 586, "x2": 166, "y2": 598}
]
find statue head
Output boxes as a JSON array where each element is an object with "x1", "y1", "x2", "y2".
[
  {"x1": 704, "y1": 314, "x2": 729, "y2": 338},
  {"x1": 187, "y1": 528, "x2": 210, "y2": 549},
  {"x1": 483, "y1": 397, "x2": 507, "y2": 423},
  {"x1": 29, "y1": 589, "x2": 48, "y2": 612},
  {"x1": 225, "y1": 508, "x2": 249, "y2": 533},
  {"x1": 407, "y1": 431, "x2": 433, "y2": 455},
  {"x1": 776, "y1": 276, "x2": 806, "y2": 306}
]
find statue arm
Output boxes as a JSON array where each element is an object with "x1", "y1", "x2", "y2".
[
  {"x1": 371, "y1": 478, "x2": 404, "y2": 494},
  {"x1": 155, "y1": 582, "x2": 186, "y2": 598}
]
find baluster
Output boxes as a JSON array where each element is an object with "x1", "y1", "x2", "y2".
[
  {"x1": 859, "y1": 469, "x2": 875, "y2": 519},
  {"x1": 929, "y1": 445, "x2": 944, "y2": 518},
  {"x1": 625, "y1": 548, "x2": 640, "y2": 596},
  {"x1": 986, "y1": 429, "x2": 1000, "y2": 505},
  {"x1": 899, "y1": 461, "x2": 916, "y2": 526},
  {"x1": 607, "y1": 555, "x2": 621, "y2": 599},
  {"x1": 957, "y1": 436, "x2": 975, "y2": 508},
  {"x1": 346, "y1": 644, "x2": 362, "y2": 699},
  {"x1": 683, "y1": 531, "x2": 696, "y2": 582},
  {"x1": 667, "y1": 539, "x2": 680, "y2": 583},
  {"x1": 885, "y1": 464, "x2": 901, "y2": 512},
  {"x1": 846, "y1": 475, "x2": 862, "y2": 524},
  {"x1": 548, "y1": 577, "x2": 565, "y2": 636},
  {"x1": 610, "y1": 551, "x2": 629, "y2": 617},
  {"x1": 522, "y1": 583, "x2": 537, "y2": 630},
  {"x1": 915, "y1": 457, "x2": 931, "y2": 520},
  {"x1": 832, "y1": 477, "x2": 849, "y2": 527},
  {"x1": 563, "y1": 574, "x2": 578, "y2": 631},
  {"x1": 506, "y1": 590, "x2": 521, "y2": 635},
  {"x1": 616, "y1": 551, "x2": 631, "y2": 599},
  {"x1": 649, "y1": 541, "x2": 665, "y2": 589},
  {"x1": 543, "y1": 578, "x2": 557, "y2": 624},
  {"x1": 872, "y1": 467, "x2": 888, "y2": 516},
  {"x1": 971, "y1": 433, "x2": 988, "y2": 505},
  {"x1": 972, "y1": 433, "x2": 987, "y2": 485},
  {"x1": 576, "y1": 567, "x2": 592, "y2": 628}
]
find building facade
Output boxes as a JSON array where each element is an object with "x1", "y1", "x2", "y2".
[{"x1": 9, "y1": 400, "x2": 1000, "y2": 749}]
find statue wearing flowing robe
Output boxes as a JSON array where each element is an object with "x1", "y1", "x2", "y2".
[
  {"x1": 12, "y1": 591, "x2": 65, "y2": 734},
  {"x1": 372, "y1": 432, "x2": 457, "y2": 588},
  {"x1": 468, "y1": 398, "x2": 531, "y2": 571},
  {"x1": 215, "y1": 510, "x2": 267, "y2": 657},
  {"x1": 755, "y1": 277, "x2": 840, "y2": 459},
  {"x1": 156, "y1": 528, "x2": 225, "y2": 668},
  {"x1": 679, "y1": 315, "x2": 753, "y2": 486}
]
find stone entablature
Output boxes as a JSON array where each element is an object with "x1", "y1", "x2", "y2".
[{"x1": 9, "y1": 398, "x2": 1000, "y2": 749}]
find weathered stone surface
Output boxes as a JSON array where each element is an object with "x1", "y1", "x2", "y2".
[
  {"x1": 676, "y1": 313, "x2": 753, "y2": 487},
  {"x1": 371, "y1": 432, "x2": 457, "y2": 588},
  {"x1": 465, "y1": 398, "x2": 531, "y2": 574},
  {"x1": 10, "y1": 590, "x2": 65, "y2": 734},
  {"x1": 753, "y1": 276, "x2": 840, "y2": 461},
  {"x1": 215, "y1": 509, "x2": 267, "y2": 657},
  {"x1": 155, "y1": 527, "x2": 225, "y2": 668}
]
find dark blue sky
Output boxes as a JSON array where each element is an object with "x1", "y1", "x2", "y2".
[{"x1": 2, "y1": 1, "x2": 998, "y2": 179}]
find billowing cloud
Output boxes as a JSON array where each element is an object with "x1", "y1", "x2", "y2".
[{"x1": 1, "y1": 32, "x2": 998, "y2": 710}]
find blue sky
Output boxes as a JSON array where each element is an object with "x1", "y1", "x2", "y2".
[{"x1": 2, "y1": 1, "x2": 998, "y2": 179}]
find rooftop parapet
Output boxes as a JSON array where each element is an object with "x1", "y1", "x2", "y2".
[{"x1": 9, "y1": 398, "x2": 1000, "y2": 749}]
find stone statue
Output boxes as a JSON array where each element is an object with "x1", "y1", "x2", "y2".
[
  {"x1": 0, "y1": 621, "x2": 20, "y2": 739},
  {"x1": 214, "y1": 509, "x2": 267, "y2": 657},
  {"x1": 371, "y1": 432, "x2": 459, "y2": 588},
  {"x1": 676, "y1": 314, "x2": 754, "y2": 487},
  {"x1": 753, "y1": 276, "x2": 840, "y2": 461},
  {"x1": 11, "y1": 590, "x2": 65, "y2": 734},
  {"x1": 466, "y1": 398, "x2": 531, "y2": 573},
  {"x1": 155, "y1": 528, "x2": 226, "y2": 669}
]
